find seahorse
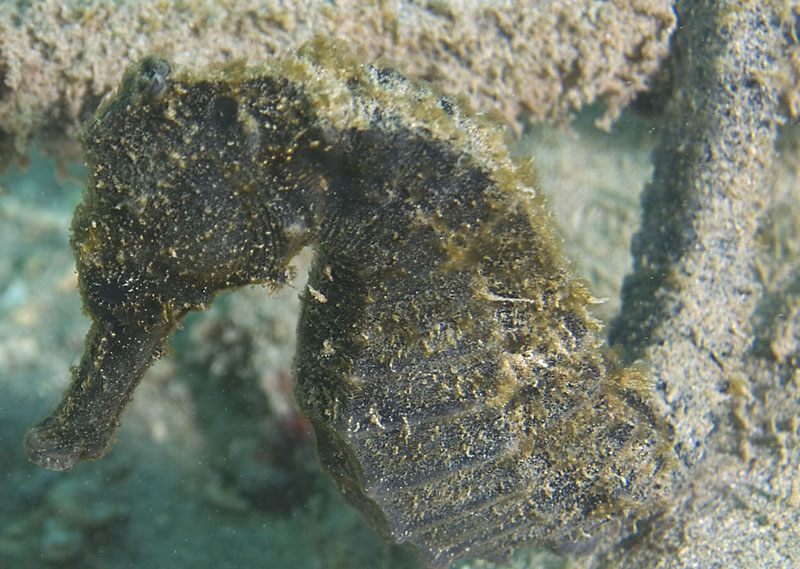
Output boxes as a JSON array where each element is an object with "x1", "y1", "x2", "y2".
[{"x1": 24, "y1": 41, "x2": 675, "y2": 568}]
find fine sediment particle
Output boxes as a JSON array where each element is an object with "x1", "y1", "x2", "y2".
[{"x1": 24, "y1": 41, "x2": 677, "y2": 567}]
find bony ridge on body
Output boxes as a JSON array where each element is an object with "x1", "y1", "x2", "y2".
[{"x1": 25, "y1": 40, "x2": 678, "y2": 568}]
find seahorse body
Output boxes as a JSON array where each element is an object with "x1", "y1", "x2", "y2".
[{"x1": 25, "y1": 42, "x2": 673, "y2": 568}]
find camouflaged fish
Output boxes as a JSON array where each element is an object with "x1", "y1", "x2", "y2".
[{"x1": 25, "y1": 40, "x2": 674, "y2": 568}]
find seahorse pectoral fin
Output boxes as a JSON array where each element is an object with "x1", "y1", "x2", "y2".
[{"x1": 24, "y1": 318, "x2": 174, "y2": 471}]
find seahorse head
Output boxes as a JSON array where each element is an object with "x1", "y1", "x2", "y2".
[
  {"x1": 25, "y1": 57, "x2": 316, "y2": 471},
  {"x1": 72, "y1": 57, "x2": 320, "y2": 330}
]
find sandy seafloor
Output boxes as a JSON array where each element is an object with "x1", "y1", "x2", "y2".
[{"x1": 0, "y1": 107, "x2": 657, "y2": 569}]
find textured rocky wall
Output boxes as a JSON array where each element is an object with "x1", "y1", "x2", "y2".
[{"x1": 0, "y1": 0, "x2": 676, "y2": 168}]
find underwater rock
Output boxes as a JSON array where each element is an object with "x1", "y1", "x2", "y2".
[
  {"x1": 24, "y1": 41, "x2": 677, "y2": 567},
  {"x1": 0, "y1": 0, "x2": 678, "y2": 169}
]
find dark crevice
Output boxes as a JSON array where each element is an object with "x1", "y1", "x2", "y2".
[{"x1": 0, "y1": 52, "x2": 11, "y2": 101}]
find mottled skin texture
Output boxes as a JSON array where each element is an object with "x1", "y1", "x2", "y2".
[{"x1": 24, "y1": 46, "x2": 676, "y2": 568}]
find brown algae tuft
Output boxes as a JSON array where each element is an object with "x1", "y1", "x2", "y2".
[{"x1": 24, "y1": 42, "x2": 677, "y2": 568}]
